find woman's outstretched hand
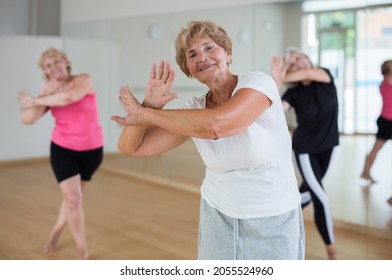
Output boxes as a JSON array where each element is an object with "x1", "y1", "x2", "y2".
[
  {"x1": 111, "y1": 60, "x2": 180, "y2": 126},
  {"x1": 111, "y1": 85, "x2": 144, "y2": 126},
  {"x1": 17, "y1": 90, "x2": 36, "y2": 110},
  {"x1": 143, "y1": 60, "x2": 179, "y2": 109},
  {"x1": 270, "y1": 55, "x2": 288, "y2": 87}
]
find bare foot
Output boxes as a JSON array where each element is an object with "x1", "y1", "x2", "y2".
[
  {"x1": 327, "y1": 244, "x2": 339, "y2": 260},
  {"x1": 387, "y1": 197, "x2": 392, "y2": 206},
  {"x1": 360, "y1": 173, "x2": 376, "y2": 184},
  {"x1": 44, "y1": 232, "x2": 61, "y2": 253},
  {"x1": 75, "y1": 248, "x2": 89, "y2": 260}
]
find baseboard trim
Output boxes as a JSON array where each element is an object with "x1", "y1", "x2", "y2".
[
  {"x1": 100, "y1": 165, "x2": 200, "y2": 195},
  {"x1": 0, "y1": 157, "x2": 49, "y2": 167}
]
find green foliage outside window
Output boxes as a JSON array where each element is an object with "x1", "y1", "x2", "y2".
[{"x1": 316, "y1": 11, "x2": 355, "y2": 57}]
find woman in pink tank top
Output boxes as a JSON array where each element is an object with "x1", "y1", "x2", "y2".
[
  {"x1": 361, "y1": 60, "x2": 392, "y2": 206},
  {"x1": 17, "y1": 47, "x2": 103, "y2": 259}
]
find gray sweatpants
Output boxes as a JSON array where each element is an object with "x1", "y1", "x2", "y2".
[{"x1": 197, "y1": 198, "x2": 305, "y2": 260}]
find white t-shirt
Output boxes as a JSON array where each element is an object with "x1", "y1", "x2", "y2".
[{"x1": 182, "y1": 71, "x2": 300, "y2": 219}]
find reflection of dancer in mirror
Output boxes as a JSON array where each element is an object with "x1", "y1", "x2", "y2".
[
  {"x1": 112, "y1": 21, "x2": 304, "y2": 259},
  {"x1": 17, "y1": 47, "x2": 104, "y2": 259},
  {"x1": 270, "y1": 48, "x2": 339, "y2": 260},
  {"x1": 361, "y1": 60, "x2": 392, "y2": 197}
]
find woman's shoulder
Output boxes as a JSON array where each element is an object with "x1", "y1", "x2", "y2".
[
  {"x1": 68, "y1": 73, "x2": 92, "y2": 86},
  {"x1": 236, "y1": 71, "x2": 279, "y2": 102},
  {"x1": 69, "y1": 73, "x2": 95, "y2": 93},
  {"x1": 238, "y1": 71, "x2": 277, "y2": 91},
  {"x1": 72, "y1": 73, "x2": 92, "y2": 80}
]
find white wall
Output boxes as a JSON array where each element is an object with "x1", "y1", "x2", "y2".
[
  {"x1": 60, "y1": 0, "x2": 291, "y2": 23},
  {"x1": 0, "y1": 1, "x2": 303, "y2": 162},
  {"x1": 0, "y1": 36, "x2": 61, "y2": 160}
]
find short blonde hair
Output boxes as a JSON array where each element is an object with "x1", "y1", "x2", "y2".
[
  {"x1": 38, "y1": 47, "x2": 72, "y2": 79},
  {"x1": 175, "y1": 20, "x2": 232, "y2": 78}
]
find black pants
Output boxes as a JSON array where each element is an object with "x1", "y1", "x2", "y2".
[{"x1": 294, "y1": 149, "x2": 335, "y2": 245}]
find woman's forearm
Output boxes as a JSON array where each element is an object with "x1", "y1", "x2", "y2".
[
  {"x1": 117, "y1": 123, "x2": 189, "y2": 157},
  {"x1": 284, "y1": 69, "x2": 309, "y2": 83},
  {"x1": 284, "y1": 68, "x2": 330, "y2": 84},
  {"x1": 117, "y1": 125, "x2": 148, "y2": 156},
  {"x1": 20, "y1": 106, "x2": 48, "y2": 124},
  {"x1": 116, "y1": 108, "x2": 216, "y2": 157},
  {"x1": 143, "y1": 107, "x2": 219, "y2": 139},
  {"x1": 34, "y1": 92, "x2": 76, "y2": 107}
]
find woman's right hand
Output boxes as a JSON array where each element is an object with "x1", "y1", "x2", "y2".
[
  {"x1": 143, "y1": 60, "x2": 179, "y2": 109},
  {"x1": 270, "y1": 55, "x2": 288, "y2": 86},
  {"x1": 39, "y1": 79, "x2": 60, "y2": 97},
  {"x1": 17, "y1": 90, "x2": 36, "y2": 110}
]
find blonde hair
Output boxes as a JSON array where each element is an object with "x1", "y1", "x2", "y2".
[
  {"x1": 38, "y1": 47, "x2": 72, "y2": 79},
  {"x1": 381, "y1": 60, "x2": 392, "y2": 76},
  {"x1": 175, "y1": 20, "x2": 232, "y2": 78}
]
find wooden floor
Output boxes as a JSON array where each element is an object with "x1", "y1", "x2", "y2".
[{"x1": 0, "y1": 135, "x2": 392, "y2": 260}]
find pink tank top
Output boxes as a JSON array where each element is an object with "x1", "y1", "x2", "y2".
[
  {"x1": 380, "y1": 79, "x2": 392, "y2": 120},
  {"x1": 51, "y1": 93, "x2": 104, "y2": 151}
]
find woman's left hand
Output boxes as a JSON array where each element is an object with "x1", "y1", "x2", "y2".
[{"x1": 111, "y1": 85, "x2": 144, "y2": 126}]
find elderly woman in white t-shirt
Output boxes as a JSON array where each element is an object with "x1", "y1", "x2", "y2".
[{"x1": 111, "y1": 20, "x2": 304, "y2": 260}]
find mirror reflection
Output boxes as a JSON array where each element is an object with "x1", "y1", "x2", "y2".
[{"x1": 1, "y1": 0, "x2": 392, "y2": 260}]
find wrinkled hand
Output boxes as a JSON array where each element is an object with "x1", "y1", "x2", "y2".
[
  {"x1": 270, "y1": 55, "x2": 288, "y2": 85},
  {"x1": 143, "y1": 60, "x2": 179, "y2": 109},
  {"x1": 17, "y1": 90, "x2": 36, "y2": 110},
  {"x1": 111, "y1": 85, "x2": 144, "y2": 126},
  {"x1": 39, "y1": 79, "x2": 61, "y2": 97}
]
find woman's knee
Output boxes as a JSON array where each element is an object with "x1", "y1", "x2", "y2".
[{"x1": 60, "y1": 176, "x2": 83, "y2": 211}]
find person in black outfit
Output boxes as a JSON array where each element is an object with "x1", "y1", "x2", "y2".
[{"x1": 270, "y1": 48, "x2": 339, "y2": 260}]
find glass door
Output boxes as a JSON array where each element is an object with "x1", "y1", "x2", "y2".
[
  {"x1": 355, "y1": 6, "x2": 392, "y2": 134},
  {"x1": 318, "y1": 28, "x2": 351, "y2": 133},
  {"x1": 307, "y1": 7, "x2": 392, "y2": 135},
  {"x1": 316, "y1": 11, "x2": 356, "y2": 134}
]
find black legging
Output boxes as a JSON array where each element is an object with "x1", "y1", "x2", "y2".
[{"x1": 294, "y1": 149, "x2": 335, "y2": 245}]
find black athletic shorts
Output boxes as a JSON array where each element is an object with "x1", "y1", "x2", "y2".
[
  {"x1": 376, "y1": 116, "x2": 392, "y2": 140},
  {"x1": 50, "y1": 142, "x2": 103, "y2": 183}
]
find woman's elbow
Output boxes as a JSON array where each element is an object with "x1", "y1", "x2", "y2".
[
  {"x1": 208, "y1": 117, "x2": 228, "y2": 139},
  {"x1": 210, "y1": 126, "x2": 223, "y2": 139},
  {"x1": 117, "y1": 141, "x2": 132, "y2": 156},
  {"x1": 117, "y1": 140, "x2": 142, "y2": 157},
  {"x1": 21, "y1": 115, "x2": 36, "y2": 125}
]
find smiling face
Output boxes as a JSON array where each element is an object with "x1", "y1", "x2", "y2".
[
  {"x1": 175, "y1": 20, "x2": 232, "y2": 78},
  {"x1": 41, "y1": 55, "x2": 69, "y2": 80},
  {"x1": 185, "y1": 36, "x2": 231, "y2": 83},
  {"x1": 38, "y1": 48, "x2": 71, "y2": 80}
]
